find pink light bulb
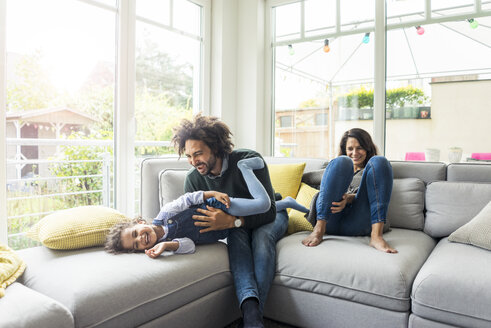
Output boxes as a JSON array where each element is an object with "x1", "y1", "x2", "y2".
[{"x1": 416, "y1": 26, "x2": 425, "y2": 35}]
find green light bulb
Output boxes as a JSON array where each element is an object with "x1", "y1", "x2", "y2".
[{"x1": 469, "y1": 18, "x2": 479, "y2": 29}]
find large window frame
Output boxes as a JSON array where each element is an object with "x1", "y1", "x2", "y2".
[
  {"x1": 266, "y1": 0, "x2": 491, "y2": 158},
  {"x1": 0, "y1": 0, "x2": 211, "y2": 245}
]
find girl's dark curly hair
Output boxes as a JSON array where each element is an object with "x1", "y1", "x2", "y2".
[
  {"x1": 338, "y1": 128, "x2": 378, "y2": 168},
  {"x1": 171, "y1": 114, "x2": 234, "y2": 158},
  {"x1": 104, "y1": 219, "x2": 140, "y2": 254}
]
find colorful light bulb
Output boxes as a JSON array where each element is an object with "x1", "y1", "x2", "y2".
[
  {"x1": 288, "y1": 44, "x2": 295, "y2": 56},
  {"x1": 416, "y1": 25, "x2": 425, "y2": 35},
  {"x1": 323, "y1": 39, "x2": 330, "y2": 53},
  {"x1": 362, "y1": 33, "x2": 370, "y2": 44},
  {"x1": 468, "y1": 18, "x2": 479, "y2": 29}
]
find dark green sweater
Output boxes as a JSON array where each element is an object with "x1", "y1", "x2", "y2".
[{"x1": 184, "y1": 149, "x2": 276, "y2": 229}]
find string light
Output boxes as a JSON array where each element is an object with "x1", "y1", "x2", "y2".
[
  {"x1": 416, "y1": 25, "x2": 425, "y2": 35},
  {"x1": 362, "y1": 33, "x2": 370, "y2": 44},
  {"x1": 288, "y1": 44, "x2": 295, "y2": 56},
  {"x1": 323, "y1": 39, "x2": 330, "y2": 53},
  {"x1": 467, "y1": 18, "x2": 479, "y2": 29}
]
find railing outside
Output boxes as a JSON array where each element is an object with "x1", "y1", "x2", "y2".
[{"x1": 5, "y1": 138, "x2": 172, "y2": 249}]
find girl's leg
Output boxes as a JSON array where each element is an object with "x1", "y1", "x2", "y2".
[
  {"x1": 342, "y1": 156, "x2": 396, "y2": 253},
  {"x1": 302, "y1": 156, "x2": 354, "y2": 247},
  {"x1": 227, "y1": 157, "x2": 271, "y2": 217},
  {"x1": 276, "y1": 196, "x2": 309, "y2": 213}
]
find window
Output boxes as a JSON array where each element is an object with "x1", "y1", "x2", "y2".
[
  {"x1": 269, "y1": 0, "x2": 491, "y2": 163},
  {"x1": 279, "y1": 115, "x2": 293, "y2": 127},
  {"x1": 271, "y1": 0, "x2": 375, "y2": 159},
  {"x1": 1, "y1": 0, "x2": 209, "y2": 249},
  {"x1": 385, "y1": 1, "x2": 491, "y2": 162},
  {"x1": 134, "y1": 0, "x2": 205, "y2": 214}
]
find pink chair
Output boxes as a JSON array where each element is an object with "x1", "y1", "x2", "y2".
[
  {"x1": 405, "y1": 152, "x2": 425, "y2": 161},
  {"x1": 471, "y1": 153, "x2": 491, "y2": 160}
]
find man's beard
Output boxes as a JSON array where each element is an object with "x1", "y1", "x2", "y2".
[{"x1": 196, "y1": 155, "x2": 217, "y2": 176}]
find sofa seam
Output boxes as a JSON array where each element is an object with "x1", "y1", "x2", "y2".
[
  {"x1": 274, "y1": 272, "x2": 410, "y2": 302},
  {"x1": 411, "y1": 298, "x2": 491, "y2": 323}
]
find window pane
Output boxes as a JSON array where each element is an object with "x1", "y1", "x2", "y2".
[
  {"x1": 173, "y1": 0, "x2": 201, "y2": 36},
  {"x1": 340, "y1": 0, "x2": 375, "y2": 32},
  {"x1": 387, "y1": 0, "x2": 425, "y2": 25},
  {"x1": 304, "y1": 0, "x2": 336, "y2": 38},
  {"x1": 134, "y1": 3, "x2": 202, "y2": 215},
  {"x1": 432, "y1": 0, "x2": 475, "y2": 16},
  {"x1": 273, "y1": 2, "x2": 375, "y2": 159},
  {"x1": 136, "y1": 0, "x2": 171, "y2": 25},
  {"x1": 385, "y1": 10, "x2": 491, "y2": 163},
  {"x1": 274, "y1": 2, "x2": 301, "y2": 42},
  {"x1": 5, "y1": 0, "x2": 116, "y2": 249}
]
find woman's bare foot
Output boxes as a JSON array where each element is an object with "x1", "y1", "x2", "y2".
[
  {"x1": 369, "y1": 236, "x2": 398, "y2": 253},
  {"x1": 302, "y1": 220, "x2": 326, "y2": 247},
  {"x1": 370, "y1": 222, "x2": 397, "y2": 253}
]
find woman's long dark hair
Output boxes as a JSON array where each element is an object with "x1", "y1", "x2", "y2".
[{"x1": 338, "y1": 128, "x2": 378, "y2": 168}]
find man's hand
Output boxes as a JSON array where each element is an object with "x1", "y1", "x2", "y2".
[{"x1": 193, "y1": 206, "x2": 235, "y2": 232}]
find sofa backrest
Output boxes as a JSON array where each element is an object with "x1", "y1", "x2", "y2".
[
  {"x1": 140, "y1": 156, "x2": 328, "y2": 219},
  {"x1": 424, "y1": 181, "x2": 491, "y2": 238},
  {"x1": 447, "y1": 163, "x2": 491, "y2": 183},
  {"x1": 390, "y1": 161, "x2": 447, "y2": 183}
]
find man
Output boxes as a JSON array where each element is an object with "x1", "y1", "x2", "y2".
[{"x1": 172, "y1": 114, "x2": 288, "y2": 328}]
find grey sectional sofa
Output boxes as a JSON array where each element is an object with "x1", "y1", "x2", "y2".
[{"x1": 2, "y1": 158, "x2": 491, "y2": 328}]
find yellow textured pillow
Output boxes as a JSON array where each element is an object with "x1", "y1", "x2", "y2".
[
  {"x1": 269, "y1": 162, "x2": 306, "y2": 200},
  {"x1": 287, "y1": 183, "x2": 319, "y2": 234},
  {"x1": 26, "y1": 206, "x2": 131, "y2": 250},
  {"x1": 0, "y1": 243, "x2": 26, "y2": 298}
]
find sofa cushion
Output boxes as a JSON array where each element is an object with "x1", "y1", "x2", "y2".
[
  {"x1": 18, "y1": 243, "x2": 233, "y2": 328},
  {"x1": 26, "y1": 206, "x2": 131, "y2": 250},
  {"x1": 287, "y1": 183, "x2": 317, "y2": 234},
  {"x1": 0, "y1": 282, "x2": 74, "y2": 328},
  {"x1": 411, "y1": 238, "x2": 491, "y2": 328},
  {"x1": 268, "y1": 162, "x2": 306, "y2": 199},
  {"x1": 159, "y1": 169, "x2": 189, "y2": 208},
  {"x1": 387, "y1": 178, "x2": 425, "y2": 230},
  {"x1": 425, "y1": 182, "x2": 491, "y2": 238},
  {"x1": 448, "y1": 200, "x2": 491, "y2": 250},
  {"x1": 274, "y1": 228, "x2": 436, "y2": 312}
]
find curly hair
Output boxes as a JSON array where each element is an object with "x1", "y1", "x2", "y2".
[
  {"x1": 171, "y1": 113, "x2": 234, "y2": 158},
  {"x1": 104, "y1": 219, "x2": 141, "y2": 254},
  {"x1": 338, "y1": 128, "x2": 378, "y2": 168}
]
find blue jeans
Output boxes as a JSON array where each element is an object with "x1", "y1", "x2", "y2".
[
  {"x1": 227, "y1": 209, "x2": 289, "y2": 313},
  {"x1": 316, "y1": 155, "x2": 393, "y2": 236}
]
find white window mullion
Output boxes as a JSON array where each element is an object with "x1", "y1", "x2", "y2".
[
  {"x1": 0, "y1": 0, "x2": 7, "y2": 244},
  {"x1": 116, "y1": 0, "x2": 136, "y2": 216},
  {"x1": 373, "y1": 0, "x2": 386, "y2": 154}
]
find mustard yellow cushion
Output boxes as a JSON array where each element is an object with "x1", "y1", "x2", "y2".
[
  {"x1": 269, "y1": 162, "x2": 306, "y2": 200},
  {"x1": 287, "y1": 183, "x2": 319, "y2": 234},
  {"x1": 0, "y1": 243, "x2": 26, "y2": 298},
  {"x1": 26, "y1": 206, "x2": 131, "y2": 250}
]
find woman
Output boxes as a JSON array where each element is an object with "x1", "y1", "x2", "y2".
[{"x1": 302, "y1": 128, "x2": 397, "y2": 253}]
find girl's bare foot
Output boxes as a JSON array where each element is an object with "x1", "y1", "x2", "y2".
[
  {"x1": 369, "y1": 236, "x2": 398, "y2": 253},
  {"x1": 302, "y1": 220, "x2": 326, "y2": 247}
]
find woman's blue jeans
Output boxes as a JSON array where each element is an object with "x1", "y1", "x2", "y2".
[
  {"x1": 316, "y1": 155, "x2": 393, "y2": 236},
  {"x1": 226, "y1": 209, "x2": 288, "y2": 313}
]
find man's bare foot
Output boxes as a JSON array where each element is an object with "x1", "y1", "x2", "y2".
[
  {"x1": 302, "y1": 220, "x2": 326, "y2": 247},
  {"x1": 369, "y1": 236, "x2": 398, "y2": 253}
]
